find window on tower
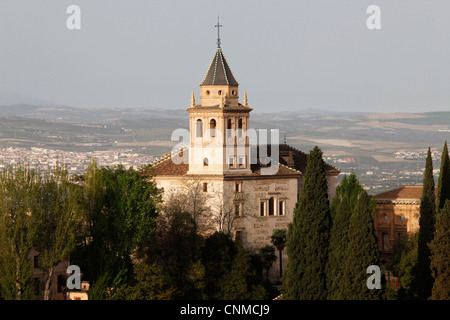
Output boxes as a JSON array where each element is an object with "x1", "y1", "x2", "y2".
[
  {"x1": 228, "y1": 156, "x2": 235, "y2": 168},
  {"x1": 235, "y1": 204, "x2": 240, "y2": 216},
  {"x1": 238, "y1": 155, "x2": 246, "y2": 168},
  {"x1": 238, "y1": 118, "x2": 243, "y2": 137},
  {"x1": 210, "y1": 119, "x2": 216, "y2": 138},
  {"x1": 196, "y1": 119, "x2": 203, "y2": 138}
]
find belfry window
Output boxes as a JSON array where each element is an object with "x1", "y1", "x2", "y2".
[
  {"x1": 196, "y1": 119, "x2": 203, "y2": 138},
  {"x1": 238, "y1": 155, "x2": 246, "y2": 168},
  {"x1": 210, "y1": 119, "x2": 216, "y2": 138},
  {"x1": 238, "y1": 118, "x2": 243, "y2": 137},
  {"x1": 227, "y1": 118, "x2": 232, "y2": 138}
]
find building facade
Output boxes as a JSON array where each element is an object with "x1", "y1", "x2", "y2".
[
  {"x1": 374, "y1": 186, "x2": 423, "y2": 262},
  {"x1": 147, "y1": 39, "x2": 340, "y2": 282}
]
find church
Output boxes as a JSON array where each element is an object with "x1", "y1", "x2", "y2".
[{"x1": 146, "y1": 24, "x2": 340, "y2": 282}]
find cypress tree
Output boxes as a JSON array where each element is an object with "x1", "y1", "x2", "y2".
[
  {"x1": 429, "y1": 200, "x2": 450, "y2": 300},
  {"x1": 283, "y1": 146, "x2": 331, "y2": 300},
  {"x1": 330, "y1": 172, "x2": 364, "y2": 220},
  {"x1": 437, "y1": 141, "x2": 450, "y2": 211},
  {"x1": 327, "y1": 196, "x2": 352, "y2": 299},
  {"x1": 415, "y1": 147, "x2": 437, "y2": 299},
  {"x1": 342, "y1": 191, "x2": 382, "y2": 300}
]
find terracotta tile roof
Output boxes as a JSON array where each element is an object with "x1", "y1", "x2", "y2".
[
  {"x1": 143, "y1": 144, "x2": 340, "y2": 178},
  {"x1": 374, "y1": 186, "x2": 427, "y2": 201},
  {"x1": 255, "y1": 144, "x2": 340, "y2": 175},
  {"x1": 143, "y1": 147, "x2": 189, "y2": 176}
]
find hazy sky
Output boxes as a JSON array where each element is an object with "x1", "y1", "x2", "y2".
[{"x1": 0, "y1": 0, "x2": 449, "y2": 113}]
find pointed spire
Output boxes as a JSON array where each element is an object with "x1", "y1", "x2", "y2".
[
  {"x1": 200, "y1": 48, "x2": 239, "y2": 86},
  {"x1": 191, "y1": 90, "x2": 196, "y2": 107},
  {"x1": 243, "y1": 91, "x2": 248, "y2": 106},
  {"x1": 200, "y1": 18, "x2": 238, "y2": 86}
]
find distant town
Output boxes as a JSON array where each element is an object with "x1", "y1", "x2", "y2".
[
  {"x1": 0, "y1": 146, "x2": 443, "y2": 196},
  {"x1": 0, "y1": 147, "x2": 155, "y2": 175},
  {"x1": 325, "y1": 150, "x2": 443, "y2": 195}
]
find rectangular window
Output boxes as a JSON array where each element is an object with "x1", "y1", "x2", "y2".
[
  {"x1": 260, "y1": 201, "x2": 265, "y2": 217},
  {"x1": 279, "y1": 200, "x2": 285, "y2": 216},
  {"x1": 238, "y1": 155, "x2": 246, "y2": 168},
  {"x1": 268, "y1": 197, "x2": 274, "y2": 216},
  {"x1": 203, "y1": 182, "x2": 208, "y2": 192},
  {"x1": 235, "y1": 231, "x2": 242, "y2": 241},
  {"x1": 235, "y1": 204, "x2": 240, "y2": 216},
  {"x1": 382, "y1": 233, "x2": 389, "y2": 250},
  {"x1": 57, "y1": 274, "x2": 65, "y2": 293},
  {"x1": 229, "y1": 156, "x2": 234, "y2": 168},
  {"x1": 34, "y1": 255, "x2": 39, "y2": 268}
]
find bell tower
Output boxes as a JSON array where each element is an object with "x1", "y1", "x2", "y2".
[{"x1": 186, "y1": 18, "x2": 252, "y2": 175}]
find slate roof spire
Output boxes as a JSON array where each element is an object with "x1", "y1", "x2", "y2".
[{"x1": 200, "y1": 18, "x2": 239, "y2": 86}]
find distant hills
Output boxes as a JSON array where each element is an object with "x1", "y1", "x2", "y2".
[
  {"x1": 0, "y1": 104, "x2": 187, "y2": 123},
  {"x1": 0, "y1": 104, "x2": 449, "y2": 159}
]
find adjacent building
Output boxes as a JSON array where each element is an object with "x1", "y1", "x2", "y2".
[{"x1": 374, "y1": 186, "x2": 423, "y2": 262}]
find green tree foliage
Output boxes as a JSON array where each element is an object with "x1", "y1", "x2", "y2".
[
  {"x1": 283, "y1": 146, "x2": 331, "y2": 300},
  {"x1": 390, "y1": 233, "x2": 418, "y2": 299},
  {"x1": 327, "y1": 196, "x2": 352, "y2": 299},
  {"x1": 122, "y1": 261, "x2": 177, "y2": 300},
  {"x1": 436, "y1": 141, "x2": 450, "y2": 211},
  {"x1": 0, "y1": 165, "x2": 42, "y2": 300},
  {"x1": 218, "y1": 241, "x2": 267, "y2": 300},
  {"x1": 75, "y1": 160, "x2": 161, "y2": 299},
  {"x1": 259, "y1": 245, "x2": 277, "y2": 280},
  {"x1": 342, "y1": 191, "x2": 382, "y2": 300},
  {"x1": 415, "y1": 147, "x2": 437, "y2": 299},
  {"x1": 270, "y1": 229, "x2": 286, "y2": 281},
  {"x1": 429, "y1": 200, "x2": 450, "y2": 300},
  {"x1": 139, "y1": 194, "x2": 204, "y2": 299},
  {"x1": 34, "y1": 163, "x2": 83, "y2": 300},
  {"x1": 201, "y1": 232, "x2": 237, "y2": 298},
  {"x1": 330, "y1": 173, "x2": 364, "y2": 220}
]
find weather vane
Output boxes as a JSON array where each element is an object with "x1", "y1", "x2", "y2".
[{"x1": 215, "y1": 16, "x2": 222, "y2": 48}]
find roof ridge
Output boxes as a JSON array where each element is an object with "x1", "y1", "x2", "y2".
[
  {"x1": 199, "y1": 50, "x2": 218, "y2": 86},
  {"x1": 212, "y1": 49, "x2": 219, "y2": 84},
  {"x1": 150, "y1": 145, "x2": 188, "y2": 167},
  {"x1": 218, "y1": 49, "x2": 229, "y2": 85},
  {"x1": 278, "y1": 162, "x2": 302, "y2": 174}
]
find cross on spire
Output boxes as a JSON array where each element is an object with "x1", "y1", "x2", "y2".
[{"x1": 215, "y1": 16, "x2": 222, "y2": 48}]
